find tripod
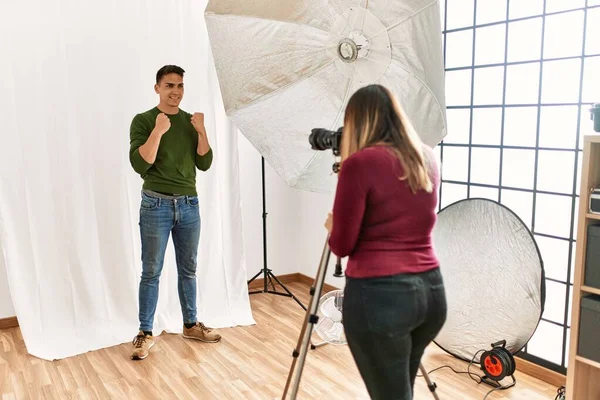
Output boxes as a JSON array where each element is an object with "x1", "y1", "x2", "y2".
[
  {"x1": 247, "y1": 157, "x2": 306, "y2": 311},
  {"x1": 282, "y1": 236, "x2": 440, "y2": 400}
]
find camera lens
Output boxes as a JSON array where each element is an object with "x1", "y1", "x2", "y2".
[{"x1": 309, "y1": 128, "x2": 334, "y2": 151}]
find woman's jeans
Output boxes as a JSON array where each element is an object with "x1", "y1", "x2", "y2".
[
  {"x1": 343, "y1": 268, "x2": 447, "y2": 400},
  {"x1": 137, "y1": 191, "x2": 200, "y2": 332}
]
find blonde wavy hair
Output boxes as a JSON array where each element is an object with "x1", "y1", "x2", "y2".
[{"x1": 340, "y1": 84, "x2": 433, "y2": 193}]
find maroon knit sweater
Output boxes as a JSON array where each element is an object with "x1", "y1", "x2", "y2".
[{"x1": 328, "y1": 145, "x2": 440, "y2": 278}]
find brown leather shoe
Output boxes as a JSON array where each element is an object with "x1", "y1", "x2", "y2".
[
  {"x1": 182, "y1": 322, "x2": 221, "y2": 343},
  {"x1": 131, "y1": 331, "x2": 154, "y2": 360}
]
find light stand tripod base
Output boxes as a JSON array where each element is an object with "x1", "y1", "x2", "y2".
[{"x1": 247, "y1": 268, "x2": 307, "y2": 311}]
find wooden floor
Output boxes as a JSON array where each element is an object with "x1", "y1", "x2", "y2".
[{"x1": 0, "y1": 282, "x2": 561, "y2": 399}]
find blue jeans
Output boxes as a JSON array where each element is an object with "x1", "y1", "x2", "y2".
[
  {"x1": 138, "y1": 191, "x2": 200, "y2": 332},
  {"x1": 343, "y1": 268, "x2": 447, "y2": 400}
]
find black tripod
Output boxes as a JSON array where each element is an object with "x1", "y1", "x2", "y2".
[{"x1": 247, "y1": 157, "x2": 306, "y2": 311}]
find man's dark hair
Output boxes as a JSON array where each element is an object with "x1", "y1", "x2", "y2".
[{"x1": 156, "y1": 65, "x2": 185, "y2": 84}]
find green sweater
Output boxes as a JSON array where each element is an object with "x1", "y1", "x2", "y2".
[{"x1": 129, "y1": 107, "x2": 213, "y2": 196}]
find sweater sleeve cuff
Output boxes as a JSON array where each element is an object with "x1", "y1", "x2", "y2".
[
  {"x1": 195, "y1": 147, "x2": 213, "y2": 171},
  {"x1": 327, "y1": 236, "x2": 338, "y2": 256},
  {"x1": 328, "y1": 235, "x2": 347, "y2": 258},
  {"x1": 131, "y1": 148, "x2": 152, "y2": 174}
]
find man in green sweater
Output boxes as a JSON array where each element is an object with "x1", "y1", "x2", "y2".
[{"x1": 129, "y1": 65, "x2": 220, "y2": 360}]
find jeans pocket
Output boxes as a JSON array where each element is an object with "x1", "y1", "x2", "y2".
[
  {"x1": 140, "y1": 195, "x2": 159, "y2": 209},
  {"x1": 361, "y1": 279, "x2": 420, "y2": 337},
  {"x1": 188, "y1": 196, "x2": 199, "y2": 207}
]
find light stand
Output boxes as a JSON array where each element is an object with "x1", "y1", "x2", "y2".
[{"x1": 247, "y1": 157, "x2": 306, "y2": 311}]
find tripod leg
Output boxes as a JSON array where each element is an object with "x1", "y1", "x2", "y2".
[
  {"x1": 282, "y1": 237, "x2": 332, "y2": 399},
  {"x1": 268, "y1": 271, "x2": 307, "y2": 310},
  {"x1": 419, "y1": 363, "x2": 440, "y2": 400},
  {"x1": 247, "y1": 269, "x2": 263, "y2": 285},
  {"x1": 267, "y1": 272, "x2": 276, "y2": 291}
]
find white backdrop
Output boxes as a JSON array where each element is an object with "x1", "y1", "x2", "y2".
[{"x1": 0, "y1": 0, "x2": 255, "y2": 360}]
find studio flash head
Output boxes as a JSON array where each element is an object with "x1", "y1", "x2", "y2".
[
  {"x1": 309, "y1": 127, "x2": 343, "y2": 156},
  {"x1": 591, "y1": 103, "x2": 600, "y2": 133}
]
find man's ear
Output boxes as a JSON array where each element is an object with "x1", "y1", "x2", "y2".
[{"x1": 154, "y1": 84, "x2": 159, "y2": 94}]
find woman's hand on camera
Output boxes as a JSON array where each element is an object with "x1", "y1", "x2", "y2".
[{"x1": 325, "y1": 212, "x2": 333, "y2": 234}]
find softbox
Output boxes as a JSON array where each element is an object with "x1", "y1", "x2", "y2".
[
  {"x1": 204, "y1": 0, "x2": 447, "y2": 192},
  {"x1": 432, "y1": 198, "x2": 545, "y2": 362}
]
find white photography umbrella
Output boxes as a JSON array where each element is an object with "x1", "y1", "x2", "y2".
[{"x1": 204, "y1": 0, "x2": 446, "y2": 192}]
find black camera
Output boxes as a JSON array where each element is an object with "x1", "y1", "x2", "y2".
[
  {"x1": 591, "y1": 103, "x2": 600, "y2": 133},
  {"x1": 309, "y1": 127, "x2": 343, "y2": 156}
]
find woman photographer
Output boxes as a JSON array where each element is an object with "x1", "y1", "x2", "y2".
[{"x1": 325, "y1": 84, "x2": 447, "y2": 400}]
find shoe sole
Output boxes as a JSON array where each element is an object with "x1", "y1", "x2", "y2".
[
  {"x1": 131, "y1": 341, "x2": 155, "y2": 360},
  {"x1": 182, "y1": 334, "x2": 221, "y2": 343}
]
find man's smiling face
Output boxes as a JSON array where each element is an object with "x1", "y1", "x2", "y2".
[{"x1": 155, "y1": 73, "x2": 184, "y2": 110}]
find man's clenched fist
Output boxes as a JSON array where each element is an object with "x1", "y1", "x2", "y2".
[
  {"x1": 191, "y1": 112, "x2": 205, "y2": 134},
  {"x1": 155, "y1": 113, "x2": 171, "y2": 136}
]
